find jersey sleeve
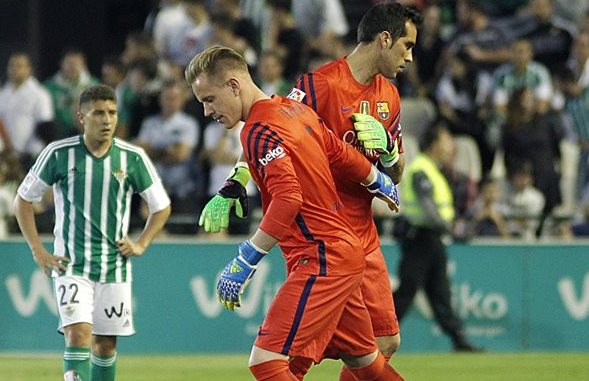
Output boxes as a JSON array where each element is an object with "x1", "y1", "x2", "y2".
[
  {"x1": 387, "y1": 86, "x2": 404, "y2": 154},
  {"x1": 17, "y1": 144, "x2": 61, "y2": 202},
  {"x1": 290, "y1": 72, "x2": 330, "y2": 114},
  {"x1": 243, "y1": 123, "x2": 303, "y2": 240},
  {"x1": 139, "y1": 181, "x2": 171, "y2": 213},
  {"x1": 321, "y1": 122, "x2": 372, "y2": 183},
  {"x1": 128, "y1": 148, "x2": 161, "y2": 193}
]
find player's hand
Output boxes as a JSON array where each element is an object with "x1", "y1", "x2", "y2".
[
  {"x1": 32, "y1": 247, "x2": 70, "y2": 276},
  {"x1": 365, "y1": 168, "x2": 400, "y2": 212},
  {"x1": 217, "y1": 240, "x2": 267, "y2": 311},
  {"x1": 199, "y1": 165, "x2": 251, "y2": 233},
  {"x1": 352, "y1": 113, "x2": 399, "y2": 162},
  {"x1": 116, "y1": 236, "x2": 146, "y2": 257}
]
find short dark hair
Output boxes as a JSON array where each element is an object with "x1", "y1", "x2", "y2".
[
  {"x1": 79, "y1": 85, "x2": 117, "y2": 108},
  {"x1": 357, "y1": 1, "x2": 422, "y2": 44},
  {"x1": 419, "y1": 119, "x2": 448, "y2": 151}
]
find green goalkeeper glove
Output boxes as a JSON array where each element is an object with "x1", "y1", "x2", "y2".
[
  {"x1": 199, "y1": 164, "x2": 251, "y2": 233},
  {"x1": 352, "y1": 113, "x2": 400, "y2": 167}
]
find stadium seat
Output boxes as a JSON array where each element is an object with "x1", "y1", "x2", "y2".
[
  {"x1": 453, "y1": 135, "x2": 482, "y2": 183},
  {"x1": 400, "y1": 97, "x2": 437, "y2": 141}
]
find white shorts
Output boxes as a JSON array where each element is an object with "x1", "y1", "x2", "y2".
[{"x1": 53, "y1": 275, "x2": 135, "y2": 336}]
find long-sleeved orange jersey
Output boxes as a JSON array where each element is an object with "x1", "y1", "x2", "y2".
[
  {"x1": 292, "y1": 57, "x2": 403, "y2": 253},
  {"x1": 241, "y1": 95, "x2": 372, "y2": 276}
]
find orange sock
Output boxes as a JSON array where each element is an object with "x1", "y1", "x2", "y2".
[
  {"x1": 289, "y1": 357, "x2": 314, "y2": 380},
  {"x1": 339, "y1": 354, "x2": 398, "y2": 381},
  {"x1": 345, "y1": 353, "x2": 404, "y2": 381},
  {"x1": 250, "y1": 359, "x2": 299, "y2": 381}
]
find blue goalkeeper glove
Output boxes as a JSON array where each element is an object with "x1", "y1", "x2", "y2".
[
  {"x1": 365, "y1": 167, "x2": 400, "y2": 212},
  {"x1": 199, "y1": 164, "x2": 251, "y2": 233},
  {"x1": 217, "y1": 240, "x2": 267, "y2": 311},
  {"x1": 352, "y1": 113, "x2": 400, "y2": 167}
]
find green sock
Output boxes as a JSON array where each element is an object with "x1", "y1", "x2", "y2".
[
  {"x1": 64, "y1": 346, "x2": 90, "y2": 381},
  {"x1": 91, "y1": 352, "x2": 117, "y2": 381}
]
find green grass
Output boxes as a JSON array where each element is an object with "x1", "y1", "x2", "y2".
[{"x1": 1, "y1": 352, "x2": 588, "y2": 380}]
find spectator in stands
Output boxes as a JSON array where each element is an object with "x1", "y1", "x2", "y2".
[
  {"x1": 255, "y1": 50, "x2": 291, "y2": 96},
  {"x1": 0, "y1": 151, "x2": 23, "y2": 238},
  {"x1": 101, "y1": 56, "x2": 130, "y2": 137},
  {"x1": 503, "y1": 160, "x2": 546, "y2": 240},
  {"x1": 554, "y1": 65, "x2": 589, "y2": 205},
  {"x1": 441, "y1": 145, "x2": 479, "y2": 241},
  {"x1": 163, "y1": 0, "x2": 212, "y2": 68},
  {"x1": 435, "y1": 51, "x2": 495, "y2": 177},
  {"x1": 146, "y1": 0, "x2": 186, "y2": 54},
  {"x1": 471, "y1": 177, "x2": 511, "y2": 238},
  {"x1": 291, "y1": 0, "x2": 349, "y2": 60},
  {"x1": 0, "y1": 52, "x2": 54, "y2": 170},
  {"x1": 503, "y1": 87, "x2": 562, "y2": 236},
  {"x1": 121, "y1": 31, "x2": 159, "y2": 69},
  {"x1": 404, "y1": 3, "x2": 447, "y2": 99},
  {"x1": 209, "y1": 12, "x2": 257, "y2": 67},
  {"x1": 491, "y1": 38, "x2": 553, "y2": 150},
  {"x1": 135, "y1": 79, "x2": 201, "y2": 225},
  {"x1": 44, "y1": 48, "x2": 100, "y2": 139},
  {"x1": 506, "y1": 0, "x2": 577, "y2": 74},
  {"x1": 201, "y1": 121, "x2": 259, "y2": 236},
  {"x1": 446, "y1": 0, "x2": 512, "y2": 77},
  {"x1": 570, "y1": 201, "x2": 589, "y2": 236},
  {"x1": 125, "y1": 59, "x2": 161, "y2": 139},
  {"x1": 265, "y1": 0, "x2": 306, "y2": 81},
  {"x1": 211, "y1": 0, "x2": 260, "y2": 52}
]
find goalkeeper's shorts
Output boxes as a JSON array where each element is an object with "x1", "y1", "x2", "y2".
[
  {"x1": 360, "y1": 247, "x2": 400, "y2": 337},
  {"x1": 254, "y1": 270, "x2": 377, "y2": 362}
]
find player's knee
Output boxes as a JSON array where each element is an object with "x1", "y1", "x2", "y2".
[
  {"x1": 377, "y1": 333, "x2": 401, "y2": 358},
  {"x1": 248, "y1": 345, "x2": 288, "y2": 367},
  {"x1": 92, "y1": 335, "x2": 117, "y2": 356},
  {"x1": 341, "y1": 350, "x2": 379, "y2": 368},
  {"x1": 289, "y1": 357, "x2": 313, "y2": 380}
]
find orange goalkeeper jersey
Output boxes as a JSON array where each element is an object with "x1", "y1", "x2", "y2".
[
  {"x1": 292, "y1": 57, "x2": 403, "y2": 253},
  {"x1": 241, "y1": 95, "x2": 372, "y2": 276}
]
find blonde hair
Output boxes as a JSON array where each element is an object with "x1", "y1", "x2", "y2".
[{"x1": 184, "y1": 45, "x2": 249, "y2": 84}]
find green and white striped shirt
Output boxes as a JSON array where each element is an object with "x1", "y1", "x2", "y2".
[{"x1": 18, "y1": 136, "x2": 170, "y2": 282}]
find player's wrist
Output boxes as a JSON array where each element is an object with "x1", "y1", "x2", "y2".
[
  {"x1": 379, "y1": 152, "x2": 399, "y2": 167},
  {"x1": 227, "y1": 162, "x2": 251, "y2": 187},
  {"x1": 239, "y1": 240, "x2": 267, "y2": 266}
]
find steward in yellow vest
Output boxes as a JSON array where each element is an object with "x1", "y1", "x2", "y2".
[{"x1": 394, "y1": 122, "x2": 482, "y2": 352}]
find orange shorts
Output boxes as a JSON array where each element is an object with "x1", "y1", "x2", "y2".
[
  {"x1": 362, "y1": 247, "x2": 400, "y2": 337},
  {"x1": 254, "y1": 270, "x2": 378, "y2": 363}
]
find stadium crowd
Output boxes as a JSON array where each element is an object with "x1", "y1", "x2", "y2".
[{"x1": 2, "y1": 0, "x2": 589, "y2": 240}]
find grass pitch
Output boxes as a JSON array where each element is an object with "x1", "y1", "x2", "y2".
[{"x1": 1, "y1": 352, "x2": 588, "y2": 380}]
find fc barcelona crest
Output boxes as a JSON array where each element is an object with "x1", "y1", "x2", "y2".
[{"x1": 376, "y1": 101, "x2": 390, "y2": 120}]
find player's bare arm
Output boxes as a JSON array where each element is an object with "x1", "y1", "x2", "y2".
[
  {"x1": 13, "y1": 195, "x2": 70, "y2": 275},
  {"x1": 117, "y1": 205, "x2": 171, "y2": 256}
]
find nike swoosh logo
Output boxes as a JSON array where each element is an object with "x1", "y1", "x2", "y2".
[{"x1": 340, "y1": 106, "x2": 353, "y2": 113}]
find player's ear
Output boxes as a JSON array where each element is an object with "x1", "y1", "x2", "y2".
[
  {"x1": 76, "y1": 111, "x2": 84, "y2": 126},
  {"x1": 380, "y1": 31, "x2": 392, "y2": 49},
  {"x1": 227, "y1": 78, "x2": 240, "y2": 96}
]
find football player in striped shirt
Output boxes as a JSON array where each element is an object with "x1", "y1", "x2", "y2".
[{"x1": 14, "y1": 84, "x2": 171, "y2": 381}]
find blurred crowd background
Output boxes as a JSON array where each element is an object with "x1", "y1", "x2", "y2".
[{"x1": 2, "y1": 0, "x2": 589, "y2": 241}]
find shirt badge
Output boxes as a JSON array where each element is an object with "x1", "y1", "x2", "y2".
[
  {"x1": 376, "y1": 101, "x2": 390, "y2": 120},
  {"x1": 112, "y1": 169, "x2": 127, "y2": 184},
  {"x1": 287, "y1": 88, "x2": 306, "y2": 103}
]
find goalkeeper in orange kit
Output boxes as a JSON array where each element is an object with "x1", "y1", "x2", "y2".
[
  {"x1": 186, "y1": 45, "x2": 401, "y2": 381},
  {"x1": 199, "y1": 3, "x2": 421, "y2": 380}
]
